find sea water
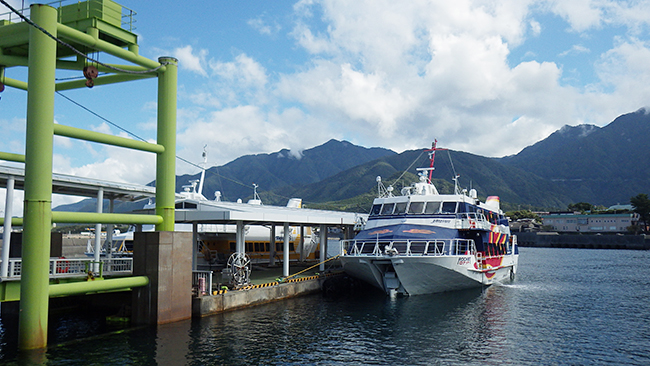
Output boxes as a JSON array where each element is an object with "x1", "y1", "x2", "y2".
[{"x1": 1, "y1": 247, "x2": 649, "y2": 365}]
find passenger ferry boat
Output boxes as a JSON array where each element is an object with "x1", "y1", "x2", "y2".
[{"x1": 340, "y1": 141, "x2": 519, "y2": 296}]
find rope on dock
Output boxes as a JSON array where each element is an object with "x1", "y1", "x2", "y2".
[{"x1": 280, "y1": 255, "x2": 341, "y2": 283}]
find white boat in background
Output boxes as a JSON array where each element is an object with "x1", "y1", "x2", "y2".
[
  {"x1": 143, "y1": 148, "x2": 323, "y2": 266},
  {"x1": 340, "y1": 141, "x2": 519, "y2": 296}
]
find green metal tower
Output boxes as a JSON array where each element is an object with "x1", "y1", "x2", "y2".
[{"x1": 0, "y1": 1, "x2": 177, "y2": 350}]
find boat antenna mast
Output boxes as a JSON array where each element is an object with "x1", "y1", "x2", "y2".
[
  {"x1": 252, "y1": 183, "x2": 261, "y2": 202},
  {"x1": 424, "y1": 140, "x2": 447, "y2": 183},
  {"x1": 376, "y1": 176, "x2": 394, "y2": 198},
  {"x1": 197, "y1": 145, "x2": 208, "y2": 197}
]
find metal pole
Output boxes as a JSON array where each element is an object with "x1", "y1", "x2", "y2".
[
  {"x1": 106, "y1": 198, "x2": 114, "y2": 259},
  {"x1": 319, "y1": 224, "x2": 327, "y2": 271},
  {"x1": 192, "y1": 221, "x2": 198, "y2": 270},
  {"x1": 19, "y1": 4, "x2": 57, "y2": 351},
  {"x1": 1, "y1": 176, "x2": 15, "y2": 277},
  {"x1": 94, "y1": 188, "x2": 103, "y2": 272},
  {"x1": 298, "y1": 225, "x2": 305, "y2": 261},
  {"x1": 283, "y1": 222, "x2": 290, "y2": 277},
  {"x1": 269, "y1": 224, "x2": 276, "y2": 266},
  {"x1": 236, "y1": 221, "x2": 244, "y2": 254},
  {"x1": 155, "y1": 57, "x2": 178, "y2": 231}
]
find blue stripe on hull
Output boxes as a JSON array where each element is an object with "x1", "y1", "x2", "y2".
[{"x1": 354, "y1": 223, "x2": 459, "y2": 241}]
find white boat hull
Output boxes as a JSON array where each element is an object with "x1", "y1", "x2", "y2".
[{"x1": 340, "y1": 253, "x2": 518, "y2": 295}]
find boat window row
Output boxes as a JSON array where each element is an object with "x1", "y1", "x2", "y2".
[
  {"x1": 229, "y1": 242, "x2": 296, "y2": 253},
  {"x1": 370, "y1": 201, "x2": 507, "y2": 224}
]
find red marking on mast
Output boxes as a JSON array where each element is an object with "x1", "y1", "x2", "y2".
[{"x1": 424, "y1": 139, "x2": 447, "y2": 182}]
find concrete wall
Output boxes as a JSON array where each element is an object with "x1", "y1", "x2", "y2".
[
  {"x1": 132, "y1": 231, "x2": 192, "y2": 325},
  {"x1": 517, "y1": 232, "x2": 650, "y2": 250},
  {"x1": 193, "y1": 278, "x2": 324, "y2": 317}
]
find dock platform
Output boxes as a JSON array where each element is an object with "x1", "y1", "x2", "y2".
[{"x1": 193, "y1": 262, "x2": 343, "y2": 317}]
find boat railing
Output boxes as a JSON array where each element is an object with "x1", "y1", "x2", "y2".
[
  {"x1": 456, "y1": 212, "x2": 490, "y2": 230},
  {"x1": 344, "y1": 239, "x2": 476, "y2": 257}
]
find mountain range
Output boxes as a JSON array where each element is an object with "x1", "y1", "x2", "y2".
[{"x1": 56, "y1": 108, "x2": 650, "y2": 213}]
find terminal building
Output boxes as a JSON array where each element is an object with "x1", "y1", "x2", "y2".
[{"x1": 540, "y1": 211, "x2": 639, "y2": 233}]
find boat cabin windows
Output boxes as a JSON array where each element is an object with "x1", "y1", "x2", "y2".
[
  {"x1": 175, "y1": 201, "x2": 197, "y2": 209},
  {"x1": 457, "y1": 203, "x2": 471, "y2": 213},
  {"x1": 370, "y1": 204, "x2": 382, "y2": 216},
  {"x1": 424, "y1": 201, "x2": 441, "y2": 214},
  {"x1": 372, "y1": 200, "x2": 500, "y2": 217},
  {"x1": 380, "y1": 203, "x2": 395, "y2": 215},
  {"x1": 394, "y1": 202, "x2": 408, "y2": 215},
  {"x1": 441, "y1": 202, "x2": 457, "y2": 214},
  {"x1": 408, "y1": 201, "x2": 424, "y2": 214}
]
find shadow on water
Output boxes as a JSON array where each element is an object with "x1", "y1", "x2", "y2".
[{"x1": 0, "y1": 284, "x2": 512, "y2": 365}]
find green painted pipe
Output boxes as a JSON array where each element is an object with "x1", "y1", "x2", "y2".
[
  {"x1": 49, "y1": 276, "x2": 149, "y2": 297},
  {"x1": 0, "y1": 54, "x2": 28, "y2": 68},
  {"x1": 1, "y1": 77, "x2": 28, "y2": 91},
  {"x1": 155, "y1": 57, "x2": 178, "y2": 231},
  {"x1": 19, "y1": 4, "x2": 57, "y2": 351},
  {"x1": 53, "y1": 124, "x2": 164, "y2": 154},
  {"x1": 0, "y1": 151, "x2": 26, "y2": 163},
  {"x1": 56, "y1": 72, "x2": 156, "y2": 91},
  {"x1": 51, "y1": 211, "x2": 163, "y2": 225},
  {"x1": 0, "y1": 217, "x2": 24, "y2": 226},
  {"x1": 0, "y1": 21, "x2": 29, "y2": 45},
  {"x1": 56, "y1": 23, "x2": 163, "y2": 71}
]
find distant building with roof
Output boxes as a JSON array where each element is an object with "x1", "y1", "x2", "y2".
[
  {"x1": 607, "y1": 204, "x2": 633, "y2": 211},
  {"x1": 541, "y1": 212, "x2": 639, "y2": 233}
]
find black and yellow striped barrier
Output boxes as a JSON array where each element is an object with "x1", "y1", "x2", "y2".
[{"x1": 211, "y1": 269, "x2": 346, "y2": 296}]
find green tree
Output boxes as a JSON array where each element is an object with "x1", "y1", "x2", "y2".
[
  {"x1": 505, "y1": 210, "x2": 540, "y2": 221},
  {"x1": 568, "y1": 202, "x2": 593, "y2": 213},
  {"x1": 631, "y1": 193, "x2": 650, "y2": 232}
]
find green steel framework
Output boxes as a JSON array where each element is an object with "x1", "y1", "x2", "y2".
[{"x1": 0, "y1": 2, "x2": 177, "y2": 350}]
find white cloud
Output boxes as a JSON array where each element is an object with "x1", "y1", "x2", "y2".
[
  {"x1": 548, "y1": 0, "x2": 603, "y2": 32},
  {"x1": 593, "y1": 38, "x2": 650, "y2": 110},
  {"x1": 559, "y1": 44, "x2": 590, "y2": 57},
  {"x1": 209, "y1": 54, "x2": 267, "y2": 87},
  {"x1": 173, "y1": 45, "x2": 209, "y2": 77},
  {"x1": 530, "y1": 19, "x2": 541, "y2": 36},
  {"x1": 248, "y1": 17, "x2": 281, "y2": 36},
  {"x1": 206, "y1": 53, "x2": 269, "y2": 106}
]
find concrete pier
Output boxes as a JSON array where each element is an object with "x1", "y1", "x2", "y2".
[
  {"x1": 132, "y1": 231, "x2": 192, "y2": 325},
  {"x1": 193, "y1": 272, "x2": 341, "y2": 317},
  {"x1": 517, "y1": 232, "x2": 650, "y2": 250}
]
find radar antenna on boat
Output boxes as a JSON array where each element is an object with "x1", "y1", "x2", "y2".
[
  {"x1": 253, "y1": 183, "x2": 260, "y2": 200},
  {"x1": 248, "y1": 183, "x2": 263, "y2": 205},
  {"x1": 452, "y1": 174, "x2": 462, "y2": 195},
  {"x1": 376, "y1": 176, "x2": 395, "y2": 198},
  {"x1": 424, "y1": 139, "x2": 447, "y2": 183}
]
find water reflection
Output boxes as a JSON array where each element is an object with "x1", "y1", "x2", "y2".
[
  {"x1": 2, "y1": 285, "x2": 516, "y2": 365},
  {"x1": 177, "y1": 287, "x2": 508, "y2": 365},
  {"x1": 3, "y1": 248, "x2": 648, "y2": 364}
]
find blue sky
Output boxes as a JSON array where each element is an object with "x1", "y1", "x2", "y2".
[{"x1": 1, "y1": 0, "x2": 650, "y2": 209}]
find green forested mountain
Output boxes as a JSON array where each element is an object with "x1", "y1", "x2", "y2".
[
  {"x1": 499, "y1": 108, "x2": 650, "y2": 206},
  {"x1": 275, "y1": 148, "x2": 574, "y2": 213},
  {"x1": 177, "y1": 139, "x2": 396, "y2": 202},
  {"x1": 266, "y1": 108, "x2": 650, "y2": 211},
  {"x1": 55, "y1": 109, "x2": 650, "y2": 214}
]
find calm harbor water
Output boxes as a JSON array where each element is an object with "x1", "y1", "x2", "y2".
[{"x1": 1, "y1": 247, "x2": 650, "y2": 365}]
